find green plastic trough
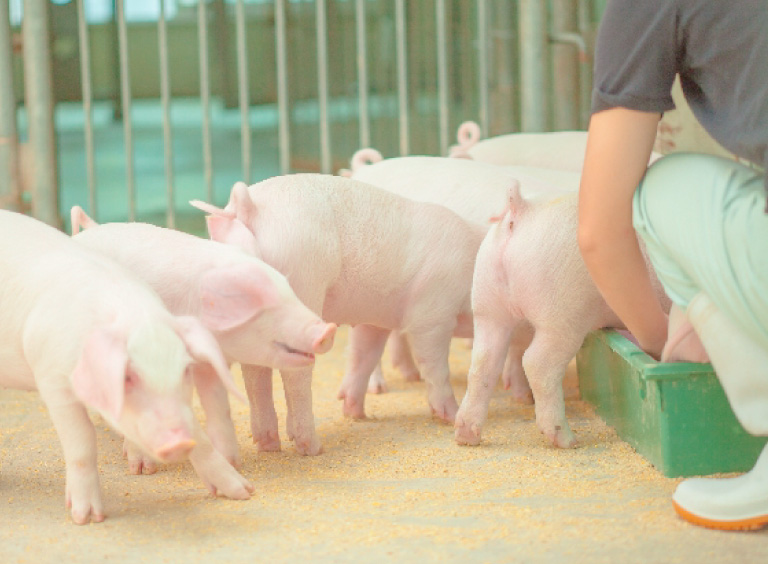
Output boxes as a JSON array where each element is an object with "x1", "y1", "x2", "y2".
[{"x1": 576, "y1": 330, "x2": 767, "y2": 478}]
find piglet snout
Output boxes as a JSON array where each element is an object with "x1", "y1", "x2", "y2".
[
  {"x1": 155, "y1": 429, "x2": 196, "y2": 463},
  {"x1": 312, "y1": 323, "x2": 337, "y2": 354}
]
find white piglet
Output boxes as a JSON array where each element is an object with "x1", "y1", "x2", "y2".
[
  {"x1": 454, "y1": 188, "x2": 670, "y2": 448},
  {"x1": 70, "y1": 207, "x2": 337, "y2": 463},
  {"x1": 348, "y1": 151, "x2": 579, "y2": 400},
  {"x1": 449, "y1": 121, "x2": 662, "y2": 170},
  {"x1": 192, "y1": 174, "x2": 485, "y2": 454},
  {"x1": 0, "y1": 210, "x2": 251, "y2": 524}
]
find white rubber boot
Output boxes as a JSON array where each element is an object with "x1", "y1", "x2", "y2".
[
  {"x1": 672, "y1": 443, "x2": 768, "y2": 531},
  {"x1": 671, "y1": 292, "x2": 768, "y2": 530}
]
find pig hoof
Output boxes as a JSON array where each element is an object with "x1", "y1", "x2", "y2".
[
  {"x1": 129, "y1": 459, "x2": 158, "y2": 475},
  {"x1": 430, "y1": 399, "x2": 458, "y2": 423},
  {"x1": 255, "y1": 430, "x2": 282, "y2": 452},
  {"x1": 454, "y1": 421, "x2": 482, "y2": 446},
  {"x1": 511, "y1": 391, "x2": 535, "y2": 405},
  {"x1": 402, "y1": 371, "x2": 421, "y2": 383},
  {"x1": 295, "y1": 439, "x2": 323, "y2": 456},
  {"x1": 367, "y1": 381, "x2": 387, "y2": 394},
  {"x1": 341, "y1": 397, "x2": 367, "y2": 419},
  {"x1": 544, "y1": 427, "x2": 578, "y2": 449},
  {"x1": 71, "y1": 508, "x2": 106, "y2": 526}
]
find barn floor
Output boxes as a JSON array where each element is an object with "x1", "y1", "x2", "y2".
[{"x1": 1, "y1": 327, "x2": 765, "y2": 563}]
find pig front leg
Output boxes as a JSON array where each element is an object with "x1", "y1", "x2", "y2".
[
  {"x1": 193, "y1": 365, "x2": 240, "y2": 468},
  {"x1": 408, "y1": 325, "x2": 460, "y2": 423},
  {"x1": 389, "y1": 332, "x2": 421, "y2": 382},
  {"x1": 281, "y1": 366, "x2": 322, "y2": 455},
  {"x1": 501, "y1": 323, "x2": 534, "y2": 404},
  {"x1": 338, "y1": 324, "x2": 390, "y2": 418},
  {"x1": 455, "y1": 318, "x2": 513, "y2": 445},
  {"x1": 522, "y1": 329, "x2": 581, "y2": 448},
  {"x1": 187, "y1": 417, "x2": 254, "y2": 499},
  {"x1": 242, "y1": 364, "x2": 281, "y2": 452},
  {"x1": 38, "y1": 386, "x2": 105, "y2": 524}
]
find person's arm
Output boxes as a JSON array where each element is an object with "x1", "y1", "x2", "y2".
[{"x1": 578, "y1": 107, "x2": 668, "y2": 359}]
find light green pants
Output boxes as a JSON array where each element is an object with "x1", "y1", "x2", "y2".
[
  {"x1": 634, "y1": 152, "x2": 768, "y2": 351},
  {"x1": 633, "y1": 153, "x2": 768, "y2": 435}
]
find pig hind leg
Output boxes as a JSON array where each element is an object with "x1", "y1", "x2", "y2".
[
  {"x1": 522, "y1": 329, "x2": 583, "y2": 448},
  {"x1": 338, "y1": 324, "x2": 391, "y2": 418},
  {"x1": 242, "y1": 364, "x2": 281, "y2": 452},
  {"x1": 389, "y1": 331, "x2": 421, "y2": 382},
  {"x1": 502, "y1": 322, "x2": 535, "y2": 404},
  {"x1": 367, "y1": 332, "x2": 421, "y2": 395},
  {"x1": 455, "y1": 317, "x2": 513, "y2": 445},
  {"x1": 367, "y1": 363, "x2": 388, "y2": 394},
  {"x1": 407, "y1": 325, "x2": 460, "y2": 423}
]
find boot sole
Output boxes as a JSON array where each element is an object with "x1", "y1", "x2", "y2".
[{"x1": 673, "y1": 500, "x2": 768, "y2": 531}]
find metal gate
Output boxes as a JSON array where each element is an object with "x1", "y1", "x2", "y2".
[{"x1": 0, "y1": 0, "x2": 599, "y2": 232}]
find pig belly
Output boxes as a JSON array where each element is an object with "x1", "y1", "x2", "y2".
[
  {"x1": 323, "y1": 289, "x2": 406, "y2": 330},
  {"x1": 0, "y1": 351, "x2": 36, "y2": 391}
]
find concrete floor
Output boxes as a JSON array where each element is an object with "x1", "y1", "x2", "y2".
[{"x1": 1, "y1": 327, "x2": 765, "y2": 563}]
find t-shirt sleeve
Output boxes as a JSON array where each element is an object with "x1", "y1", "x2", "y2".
[{"x1": 591, "y1": 0, "x2": 680, "y2": 115}]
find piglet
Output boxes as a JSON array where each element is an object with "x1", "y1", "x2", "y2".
[
  {"x1": 449, "y1": 121, "x2": 662, "y2": 171},
  {"x1": 349, "y1": 152, "x2": 579, "y2": 399},
  {"x1": 454, "y1": 187, "x2": 670, "y2": 448},
  {"x1": 70, "y1": 207, "x2": 337, "y2": 461},
  {"x1": 0, "y1": 210, "x2": 251, "y2": 524},
  {"x1": 191, "y1": 174, "x2": 485, "y2": 453}
]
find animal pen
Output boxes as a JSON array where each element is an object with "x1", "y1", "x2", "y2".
[
  {"x1": 1, "y1": 0, "x2": 600, "y2": 232},
  {"x1": 2, "y1": 1, "x2": 767, "y2": 562}
]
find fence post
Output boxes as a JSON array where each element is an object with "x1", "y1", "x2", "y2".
[
  {"x1": 519, "y1": 0, "x2": 549, "y2": 132},
  {"x1": 0, "y1": 0, "x2": 21, "y2": 212},
  {"x1": 551, "y1": 0, "x2": 579, "y2": 130},
  {"x1": 23, "y1": 0, "x2": 60, "y2": 226}
]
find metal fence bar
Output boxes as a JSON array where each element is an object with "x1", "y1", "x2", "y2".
[
  {"x1": 355, "y1": 0, "x2": 370, "y2": 148},
  {"x1": 519, "y1": 0, "x2": 549, "y2": 132},
  {"x1": 158, "y1": 0, "x2": 175, "y2": 228},
  {"x1": 551, "y1": 0, "x2": 579, "y2": 130},
  {"x1": 435, "y1": 0, "x2": 449, "y2": 155},
  {"x1": 476, "y1": 0, "x2": 490, "y2": 137},
  {"x1": 22, "y1": 0, "x2": 58, "y2": 226},
  {"x1": 0, "y1": 0, "x2": 20, "y2": 212},
  {"x1": 197, "y1": 0, "x2": 214, "y2": 203},
  {"x1": 577, "y1": 0, "x2": 593, "y2": 129},
  {"x1": 235, "y1": 0, "x2": 251, "y2": 183},
  {"x1": 76, "y1": 0, "x2": 96, "y2": 219},
  {"x1": 395, "y1": 0, "x2": 409, "y2": 156},
  {"x1": 316, "y1": 0, "x2": 331, "y2": 174},
  {"x1": 275, "y1": 0, "x2": 290, "y2": 175},
  {"x1": 116, "y1": 0, "x2": 135, "y2": 221}
]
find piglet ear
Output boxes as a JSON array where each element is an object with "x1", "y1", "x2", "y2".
[
  {"x1": 70, "y1": 327, "x2": 128, "y2": 420},
  {"x1": 204, "y1": 215, "x2": 259, "y2": 256},
  {"x1": 198, "y1": 262, "x2": 281, "y2": 332},
  {"x1": 173, "y1": 316, "x2": 245, "y2": 403},
  {"x1": 661, "y1": 304, "x2": 710, "y2": 363}
]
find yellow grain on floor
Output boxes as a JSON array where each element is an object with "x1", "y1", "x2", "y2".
[{"x1": 1, "y1": 326, "x2": 765, "y2": 563}]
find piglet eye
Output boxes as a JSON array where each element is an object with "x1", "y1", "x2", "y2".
[{"x1": 509, "y1": 220, "x2": 514, "y2": 231}]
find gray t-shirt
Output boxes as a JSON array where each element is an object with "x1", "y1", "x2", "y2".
[{"x1": 592, "y1": 0, "x2": 768, "y2": 199}]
